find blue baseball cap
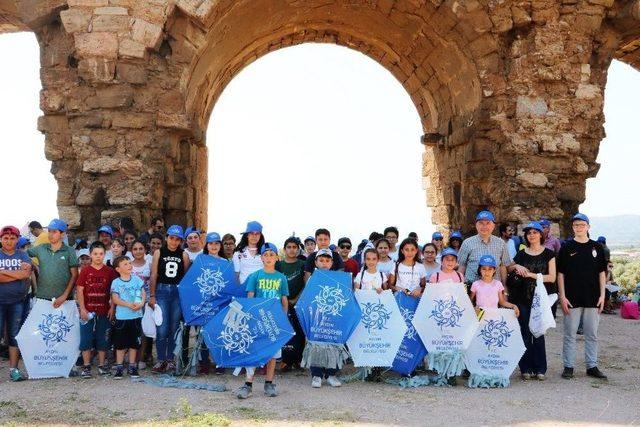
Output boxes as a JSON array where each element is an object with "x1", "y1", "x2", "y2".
[
  {"x1": 260, "y1": 242, "x2": 278, "y2": 255},
  {"x1": 539, "y1": 219, "x2": 551, "y2": 227},
  {"x1": 523, "y1": 221, "x2": 543, "y2": 233},
  {"x1": 432, "y1": 232, "x2": 443, "y2": 240},
  {"x1": 185, "y1": 226, "x2": 201, "y2": 237},
  {"x1": 166, "y1": 225, "x2": 184, "y2": 239},
  {"x1": 572, "y1": 213, "x2": 590, "y2": 224},
  {"x1": 478, "y1": 254, "x2": 497, "y2": 268},
  {"x1": 329, "y1": 244, "x2": 337, "y2": 251},
  {"x1": 244, "y1": 221, "x2": 263, "y2": 234},
  {"x1": 97, "y1": 224, "x2": 114, "y2": 236},
  {"x1": 450, "y1": 231, "x2": 463, "y2": 240},
  {"x1": 17, "y1": 236, "x2": 30, "y2": 249},
  {"x1": 441, "y1": 247, "x2": 458, "y2": 259},
  {"x1": 206, "y1": 232, "x2": 221, "y2": 243},
  {"x1": 476, "y1": 210, "x2": 495, "y2": 222},
  {"x1": 597, "y1": 236, "x2": 606, "y2": 243},
  {"x1": 48, "y1": 219, "x2": 68, "y2": 233},
  {"x1": 304, "y1": 236, "x2": 316, "y2": 243}
]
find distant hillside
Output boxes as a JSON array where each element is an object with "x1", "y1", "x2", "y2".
[{"x1": 589, "y1": 215, "x2": 640, "y2": 248}]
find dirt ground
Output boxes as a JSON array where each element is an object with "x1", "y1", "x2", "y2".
[{"x1": 1, "y1": 313, "x2": 639, "y2": 426}]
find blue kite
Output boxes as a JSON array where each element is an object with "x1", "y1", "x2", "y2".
[
  {"x1": 295, "y1": 269, "x2": 360, "y2": 369},
  {"x1": 178, "y1": 254, "x2": 246, "y2": 326},
  {"x1": 391, "y1": 292, "x2": 428, "y2": 376},
  {"x1": 203, "y1": 298, "x2": 294, "y2": 368}
]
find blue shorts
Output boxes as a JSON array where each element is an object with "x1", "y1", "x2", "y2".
[
  {"x1": 79, "y1": 314, "x2": 112, "y2": 351},
  {"x1": 0, "y1": 300, "x2": 27, "y2": 347}
]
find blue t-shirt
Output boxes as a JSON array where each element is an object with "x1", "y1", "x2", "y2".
[
  {"x1": 245, "y1": 270, "x2": 289, "y2": 299},
  {"x1": 0, "y1": 249, "x2": 32, "y2": 304},
  {"x1": 111, "y1": 275, "x2": 144, "y2": 320}
]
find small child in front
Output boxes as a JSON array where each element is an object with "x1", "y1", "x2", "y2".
[
  {"x1": 470, "y1": 255, "x2": 519, "y2": 317},
  {"x1": 111, "y1": 256, "x2": 146, "y2": 379},
  {"x1": 236, "y1": 242, "x2": 289, "y2": 399}
]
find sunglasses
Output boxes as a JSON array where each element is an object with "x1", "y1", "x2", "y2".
[
  {"x1": 433, "y1": 238, "x2": 443, "y2": 241},
  {"x1": 339, "y1": 245, "x2": 351, "y2": 250}
]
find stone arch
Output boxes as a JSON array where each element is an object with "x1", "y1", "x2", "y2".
[{"x1": 2, "y1": 0, "x2": 639, "y2": 237}]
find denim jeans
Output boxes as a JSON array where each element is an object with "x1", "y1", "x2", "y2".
[
  {"x1": 0, "y1": 300, "x2": 26, "y2": 347},
  {"x1": 310, "y1": 367, "x2": 338, "y2": 378},
  {"x1": 155, "y1": 283, "x2": 182, "y2": 361},
  {"x1": 517, "y1": 303, "x2": 547, "y2": 375},
  {"x1": 563, "y1": 307, "x2": 600, "y2": 369}
]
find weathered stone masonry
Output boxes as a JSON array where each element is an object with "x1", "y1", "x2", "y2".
[{"x1": 1, "y1": 0, "x2": 639, "y2": 238}]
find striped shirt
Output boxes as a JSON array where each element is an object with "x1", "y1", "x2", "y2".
[{"x1": 457, "y1": 235, "x2": 513, "y2": 283}]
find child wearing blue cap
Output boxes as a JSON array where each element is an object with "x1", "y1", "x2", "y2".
[
  {"x1": 236, "y1": 242, "x2": 289, "y2": 399},
  {"x1": 149, "y1": 224, "x2": 191, "y2": 374},
  {"x1": 430, "y1": 248, "x2": 464, "y2": 284},
  {"x1": 470, "y1": 255, "x2": 519, "y2": 316},
  {"x1": 233, "y1": 221, "x2": 265, "y2": 284}
]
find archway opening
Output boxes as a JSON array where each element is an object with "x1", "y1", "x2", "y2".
[
  {"x1": 582, "y1": 59, "x2": 640, "y2": 248},
  {"x1": 0, "y1": 32, "x2": 57, "y2": 225},
  {"x1": 206, "y1": 44, "x2": 430, "y2": 243}
]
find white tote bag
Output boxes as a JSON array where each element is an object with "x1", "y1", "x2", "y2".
[{"x1": 528, "y1": 273, "x2": 557, "y2": 338}]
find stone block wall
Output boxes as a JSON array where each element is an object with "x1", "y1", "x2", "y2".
[{"x1": 1, "y1": 0, "x2": 638, "y2": 237}]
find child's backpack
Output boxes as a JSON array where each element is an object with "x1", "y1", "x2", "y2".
[{"x1": 620, "y1": 301, "x2": 639, "y2": 320}]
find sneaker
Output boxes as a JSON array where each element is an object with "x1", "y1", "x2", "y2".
[
  {"x1": 198, "y1": 362, "x2": 210, "y2": 375},
  {"x1": 264, "y1": 382, "x2": 278, "y2": 397},
  {"x1": 138, "y1": 361, "x2": 147, "y2": 370},
  {"x1": 114, "y1": 365, "x2": 124, "y2": 380},
  {"x1": 68, "y1": 367, "x2": 80, "y2": 377},
  {"x1": 128, "y1": 366, "x2": 140, "y2": 379},
  {"x1": 311, "y1": 376, "x2": 322, "y2": 388},
  {"x1": 215, "y1": 367, "x2": 225, "y2": 375},
  {"x1": 81, "y1": 365, "x2": 92, "y2": 379},
  {"x1": 327, "y1": 375, "x2": 342, "y2": 387},
  {"x1": 166, "y1": 360, "x2": 176, "y2": 374},
  {"x1": 98, "y1": 365, "x2": 110, "y2": 376},
  {"x1": 9, "y1": 368, "x2": 24, "y2": 382},
  {"x1": 536, "y1": 373, "x2": 546, "y2": 381},
  {"x1": 561, "y1": 367, "x2": 574, "y2": 379},
  {"x1": 586, "y1": 367, "x2": 607, "y2": 380},
  {"x1": 236, "y1": 384, "x2": 252, "y2": 399},
  {"x1": 152, "y1": 361, "x2": 167, "y2": 374},
  {"x1": 521, "y1": 373, "x2": 531, "y2": 380}
]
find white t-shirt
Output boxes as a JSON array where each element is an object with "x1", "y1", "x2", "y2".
[
  {"x1": 377, "y1": 259, "x2": 395, "y2": 275},
  {"x1": 389, "y1": 249, "x2": 399, "y2": 261},
  {"x1": 354, "y1": 269, "x2": 387, "y2": 290},
  {"x1": 392, "y1": 262, "x2": 427, "y2": 292},
  {"x1": 185, "y1": 249, "x2": 203, "y2": 262},
  {"x1": 232, "y1": 247, "x2": 263, "y2": 284}
]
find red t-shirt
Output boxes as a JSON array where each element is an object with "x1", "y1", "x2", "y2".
[
  {"x1": 76, "y1": 265, "x2": 118, "y2": 315},
  {"x1": 344, "y1": 258, "x2": 360, "y2": 277}
]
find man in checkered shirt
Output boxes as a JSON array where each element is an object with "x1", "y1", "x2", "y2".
[{"x1": 457, "y1": 210, "x2": 513, "y2": 287}]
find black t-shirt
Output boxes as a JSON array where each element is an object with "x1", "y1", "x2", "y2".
[
  {"x1": 276, "y1": 259, "x2": 306, "y2": 302},
  {"x1": 156, "y1": 246, "x2": 186, "y2": 285},
  {"x1": 557, "y1": 239, "x2": 606, "y2": 308},
  {"x1": 510, "y1": 248, "x2": 555, "y2": 306},
  {"x1": 304, "y1": 250, "x2": 344, "y2": 274}
]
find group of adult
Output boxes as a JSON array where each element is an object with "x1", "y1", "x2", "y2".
[{"x1": 0, "y1": 209, "x2": 608, "y2": 382}]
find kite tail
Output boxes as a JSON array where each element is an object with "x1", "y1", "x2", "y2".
[
  {"x1": 426, "y1": 351, "x2": 465, "y2": 378},
  {"x1": 301, "y1": 341, "x2": 350, "y2": 370},
  {"x1": 133, "y1": 375, "x2": 226, "y2": 392},
  {"x1": 173, "y1": 325, "x2": 204, "y2": 377},
  {"x1": 339, "y1": 367, "x2": 371, "y2": 383},
  {"x1": 385, "y1": 374, "x2": 449, "y2": 388},
  {"x1": 467, "y1": 373, "x2": 510, "y2": 388}
]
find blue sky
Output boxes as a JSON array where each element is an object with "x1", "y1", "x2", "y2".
[{"x1": 1, "y1": 33, "x2": 638, "y2": 245}]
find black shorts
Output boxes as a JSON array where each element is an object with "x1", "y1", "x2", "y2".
[{"x1": 111, "y1": 318, "x2": 142, "y2": 350}]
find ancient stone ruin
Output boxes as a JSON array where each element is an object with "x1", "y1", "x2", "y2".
[{"x1": 1, "y1": 0, "x2": 639, "y2": 236}]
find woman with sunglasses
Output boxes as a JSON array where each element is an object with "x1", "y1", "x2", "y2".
[{"x1": 508, "y1": 221, "x2": 556, "y2": 381}]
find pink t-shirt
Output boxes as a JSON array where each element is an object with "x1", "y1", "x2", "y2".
[
  {"x1": 429, "y1": 270, "x2": 464, "y2": 284},
  {"x1": 471, "y1": 279, "x2": 504, "y2": 309}
]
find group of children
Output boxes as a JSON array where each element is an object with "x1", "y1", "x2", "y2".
[{"x1": 15, "y1": 219, "x2": 522, "y2": 398}]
